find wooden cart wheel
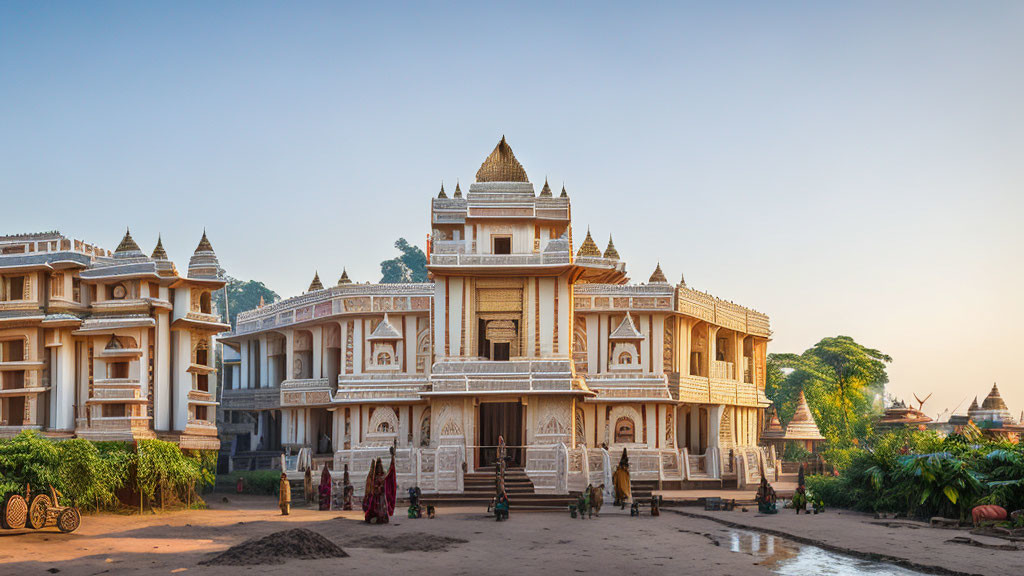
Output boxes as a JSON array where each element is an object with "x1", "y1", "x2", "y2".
[
  {"x1": 2, "y1": 494, "x2": 27, "y2": 530},
  {"x1": 57, "y1": 508, "x2": 81, "y2": 533},
  {"x1": 28, "y1": 493, "x2": 52, "y2": 529}
]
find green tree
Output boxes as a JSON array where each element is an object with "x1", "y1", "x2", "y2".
[
  {"x1": 380, "y1": 238, "x2": 428, "y2": 283},
  {"x1": 212, "y1": 276, "x2": 279, "y2": 329},
  {"x1": 768, "y1": 336, "x2": 891, "y2": 445}
]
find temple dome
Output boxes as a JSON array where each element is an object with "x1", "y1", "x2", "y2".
[
  {"x1": 981, "y1": 383, "x2": 1009, "y2": 411},
  {"x1": 475, "y1": 136, "x2": 528, "y2": 183}
]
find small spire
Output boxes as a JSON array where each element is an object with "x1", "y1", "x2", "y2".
[
  {"x1": 575, "y1": 228, "x2": 601, "y2": 258},
  {"x1": 151, "y1": 234, "x2": 168, "y2": 260},
  {"x1": 649, "y1": 263, "x2": 668, "y2": 283},
  {"x1": 337, "y1": 268, "x2": 352, "y2": 285},
  {"x1": 603, "y1": 235, "x2": 619, "y2": 260},
  {"x1": 308, "y1": 271, "x2": 324, "y2": 292},
  {"x1": 115, "y1": 227, "x2": 142, "y2": 254},
  {"x1": 258, "y1": 295, "x2": 265, "y2": 308},
  {"x1": 539, "y1": 178, "x2": 552, "y2": 197},
  {"x1": 194, "y1": 229, "x2": 214, "y2": 253},
  {"x1": 679, "y1": 272, "x2": 686, "y2": 287},
  {"x1": 438, "y1": 182, "x2": 447, "y2": 199},
  {"x1": 560, "y1": 183, "x2": 568, "y2": 198},
  {"x1": 453, "y1": 180, "x2": 462, "y2": 198}
]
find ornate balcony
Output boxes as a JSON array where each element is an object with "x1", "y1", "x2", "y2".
[{"x1": 429, "y1": 359, "x2": 579, "y2": 394}]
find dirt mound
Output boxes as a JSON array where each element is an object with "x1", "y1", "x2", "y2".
[
  {"x1": 348, "y1": 532, "x2": 468, "y2": 553},
  {"x1": 201, "y1": 528, "x2": 349, "y2": 565}
]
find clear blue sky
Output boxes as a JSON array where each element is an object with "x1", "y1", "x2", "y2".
[{"x1": 2, "y1": 2, "x2": 1022, "y2": 417}]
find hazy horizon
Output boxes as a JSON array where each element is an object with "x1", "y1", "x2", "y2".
[{"x1": 2, "y1": 2, "x2": 1021, "y2": 419}]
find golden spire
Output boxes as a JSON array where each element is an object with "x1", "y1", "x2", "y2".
[
  {"x1": 453, "y1": 180, "x2": 462, "y2": 198},
  {"x1": 438, "y1": 182, "x2": 447, "y2": 198},
  {"x1": 560, "y1": 183, "x2": 568, "y2": 198},
  {"x1": 679, "y1": 272, "x2": 686, "y2": 287},
  {"x1": 258, "y1": 295, "x2": 265, "y2": 308},
  {"x1": 475, "y1": 136, "x2": 528, "y2": 183},
  {"x1": 195, "y1": 229, "x2": 214, "y2": 253},
  {"x1": 539, "y1": 178, "x2": 552, "y2": 197},
  {"x1": 151, "y1": 235, "x2": 168, "y2": 260},
  {"x1": 308, "y1": 271, "x2": 324, "y2": 292},
  {"x1": 115, "y1": 227, "x2": 141, "y2": 254},
  {"x1": 576, "y1": 229, "x2": 601, "y2": 258},
  {"x1": 337, "y1": 268, "x2": 352, "y2": 285},
  {"x1": 603, "y1": 235, "x2": 619, "y2": 260},
  {"x1": 649, "y1": 263, "x2": 668, "y2": 283}
]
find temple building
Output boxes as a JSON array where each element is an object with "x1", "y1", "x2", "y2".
[
  {"x1": 0, "y1": 230, "x2": 227, "y2": 449},
  {"x1": 220, "y1": 138, "x2": 774, "y2": 495}
]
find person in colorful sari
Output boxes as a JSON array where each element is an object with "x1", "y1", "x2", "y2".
[
  {"x1": 318, "y1": 463, "x2": 332, "y2": 511},
  {"x1": 363, "y1": 445, "x2": 398, "y2": 523},
  {"x1": 278, "y1": 472, "x2": 291, "y2": 515},
  {"x1": 612, "y1": 448, "x2": 631, "y2": 509}
]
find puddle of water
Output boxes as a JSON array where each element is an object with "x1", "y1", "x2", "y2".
[{"x1": 723, "y1": 529, "x2": 928, "y2": 576}]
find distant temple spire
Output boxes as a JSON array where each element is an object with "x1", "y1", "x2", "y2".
[
  {"x1": 603, "y1": 235, "x2": 620, "y2": 260},
  {"x1": 115, "y1": 227, "x2": 142, "y2": 255},
  {"x1": 308, "y1": 271, "x2": 324, "y2": 292},
  {"x1": 649, "y1": 263, "x2": 668, "y2": 283},
  {"x1": 453, "y1": 180, "x2": 462, "y2": 198},
  {"x1": 576, "y1": 228, "x2": 601, "y2": 258},
  {"x1": 539, "y1": 178, "x2": 552, "y2": 197},
  {"x1": 560, "y1": 183, "x2": 568, "y2": 198},
  {"x1": 438, "y1": 182, "x2": 447, "y2": 198},
  {"x1": 151, "y1": 235, "x2": 168, "y2": 260},
  {"x1": 337, "y1": 268, "x2": 352, "y2": 285}
]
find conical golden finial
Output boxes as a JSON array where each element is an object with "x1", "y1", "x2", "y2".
[
  {"x1": 560, "y1": 183, "x2": 568, "y2": 198},
  {"x1": 453, "y1": 180, "x2": 462, "y2": 198},
  {"x1": 539, "y1": 178, "x2": 552, "y2": 197},
  {"x1": 151, "y1": 234, "x2": 168, "y2": 260},
  {"x1": 438, "y1": 182, "x2": 447, "y2": 198},
  {"x1": 115, "y1": 227, "x2": 141, "y2": 253},
  {"x1": 337, "y1": 268, "x2": 352, "y2": 285},
  {"x1": 475, "y1": 136, "x2": 528, "y2": 183}
]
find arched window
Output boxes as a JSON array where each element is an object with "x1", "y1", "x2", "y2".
[
  {"x1": 614, "y1": 417, "x2": 635, "y2": 444},
  {"x1": 199, "y1": 292, "x2": 212, "y2": 314},
  {"x1": 376, "y1": 420, "x2": 393, "y2": 433},
  {"x1": 376, "y1": 351, "x2": 392, "y2": 365},
  {"x1": 618, "y1": 351, "x2": 633, "y2": 365}
]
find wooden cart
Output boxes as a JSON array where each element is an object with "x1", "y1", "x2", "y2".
[{"x1": 2, "y1": 485, "x2": 80, "y2": 533}]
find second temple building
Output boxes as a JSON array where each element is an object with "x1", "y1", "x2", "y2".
[{"x1": 220, "y1": 138, "x2": 774, "y2": 495}]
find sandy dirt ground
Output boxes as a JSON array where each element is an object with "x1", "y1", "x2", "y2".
[
  {"x1": 672, "y1": 507, "x2": 1024, "y2": 576},
  {"x1": 0, "y1": 494, "x2": 1019, "y2": 576},
  {"x1": 0, "y1": 494, "x2": 771, "y2": 576}
]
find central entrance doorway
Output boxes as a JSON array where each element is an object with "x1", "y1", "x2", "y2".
[{"x1": 478, "y1": 401, "x2": 524, "y2": 468}]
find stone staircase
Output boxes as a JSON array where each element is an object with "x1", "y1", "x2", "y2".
[{"x1": 416, "y1": 467, "x2": 576, "y2": 511}]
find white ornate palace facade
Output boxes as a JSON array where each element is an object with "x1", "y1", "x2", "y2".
[
  {"x1": 0, "y1": 230, "x2": 227, "y2": 449},
  {"x1": 220, "y1": 138, "x2": 774, "y2": 494}
]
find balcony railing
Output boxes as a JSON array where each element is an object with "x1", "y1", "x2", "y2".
[
  {"x1": 710, "y1": 360, "x2": 735, "y2": 380},
  {"x1": 429, "y1": 252, "x2": 571, "y2": 267}
]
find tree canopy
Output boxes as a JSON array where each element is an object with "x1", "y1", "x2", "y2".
[
  {"x1": 380, "y1": 238, "x2": 428, "y2": 283},
  {"x1": 767, "y1": 336, "x2": 892, "y2": 446},
  {"x1": 212, "y1": 276, "x2": 280, "y2": 329}
]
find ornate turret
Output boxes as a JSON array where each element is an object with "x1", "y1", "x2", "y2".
[
  {"x1": 679, "y1": 272, "x2": 687, "y2": 287},
  {"x1": 307, "y1": 271, "x2": 324, "y2": 292},
  {"x1": 982, "y1": 384, "x2": 1009, "y2": 411},
  {"x1": 437, "y1": 182, "x2": 447, "y2": 198},
  {"x1": 150, "y1": 235, "x2": 168, "y2": 260},
  {"x1": 187, "y1": 231, "x2": 222, "y2": 280},
  {"x1": 453, "y1": 181, "x2": 462, "y2": 198},
  {"x1": 475, "y1": 136, "x2": 528, "y2": 183},
  {"x1": 576, "y1": 229, "x2": 602, "y2": 258},
  {"x1": 114, "y1": 228, "x2": 144, "y2": 258},
  {"x1": 783, "y1": 391, "x2": 825, "y2": 441},
  {"x1": 649, "y1": 263, "x2": 668, "y2": 284},
  {"x1": 560, "y1": 184, "x2": 568, "y2": 198},
  {"x1": 603, "y1": 236, "x2": 620, "y2": 260},
  {"x1": 539, "y1": 178, "x2": 552, "y2": 197},
  {"x1": 337, "y1": 268, "x2": 352, "y2": 285}
]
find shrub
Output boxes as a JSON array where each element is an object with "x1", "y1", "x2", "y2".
[{"x1": 221, "y1": 470, "x2": 283, "y2": 495}]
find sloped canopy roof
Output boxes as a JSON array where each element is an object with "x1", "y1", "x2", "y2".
[
  {"x1": 609, "y1": 312, "x2": 644, "y2": 340},
  {"x1": 367, "y1": 313, "x2": 402, "y2": 340}
]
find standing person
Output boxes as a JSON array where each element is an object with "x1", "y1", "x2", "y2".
[
  {"x1": 303, "y1": 466, "x2": 313, "y2": 504},
  {"x1": 318, "y1": 463, "x2": 332, "y2": 511},
  {"x1": 363, "y1": 445, "x2": 398, "y2": 523},
  {"x1": 278, "y1": 473, "x2": 291, "y2": 515},
  {"x1": 342, "y1": 464, "x2": 354, "y2": 510},
  {"x1": 612, "y1": 448, "x2": 631, "y2": 509}
]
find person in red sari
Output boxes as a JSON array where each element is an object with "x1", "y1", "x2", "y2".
[
  {"x1": 362, "y1": 445, "x2": 397, "y2": 523},
  {"x1": 318, "y1": 463, "x2": 332, "y2": 511}
]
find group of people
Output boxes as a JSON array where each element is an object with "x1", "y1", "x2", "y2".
[{"x1": 277, "y1": 444, "x2": 398, "y2": 524}]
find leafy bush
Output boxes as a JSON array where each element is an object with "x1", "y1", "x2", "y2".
[
  {"x1": 220, "y1": 470, "x2": 283, "y2": 495},
  {"x1": 0, "y1": 430, "x2": 60, "y2": 496}
]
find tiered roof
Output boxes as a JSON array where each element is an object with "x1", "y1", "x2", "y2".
[
  {"x1": 187, "y1": 231, "x2": 222, "y2": 280},
  {"x1": 114, "y1": 228, "x2": 145, "y2": 259},
  {"x1": 761, "y1": 409, "x2": 785, "y2": 439},
  {"x1": 307, "y1": 272, "x2": 324, "y2": 292},
  {"x1": 649, "y1": 263, "x2": 668, "y2": 284},
  {"x1": 603, "y1": 236, "x2": 620, "y2": 260},
  {"x1": 337, "y1": 269, "x2": 352, "y2": 285},
  {"x1": 981, "y1": 384, "x2": 1009, "y2": 411},
  {"x1": 609, "y1": 312, "x2": 644, "y2": 340}
]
